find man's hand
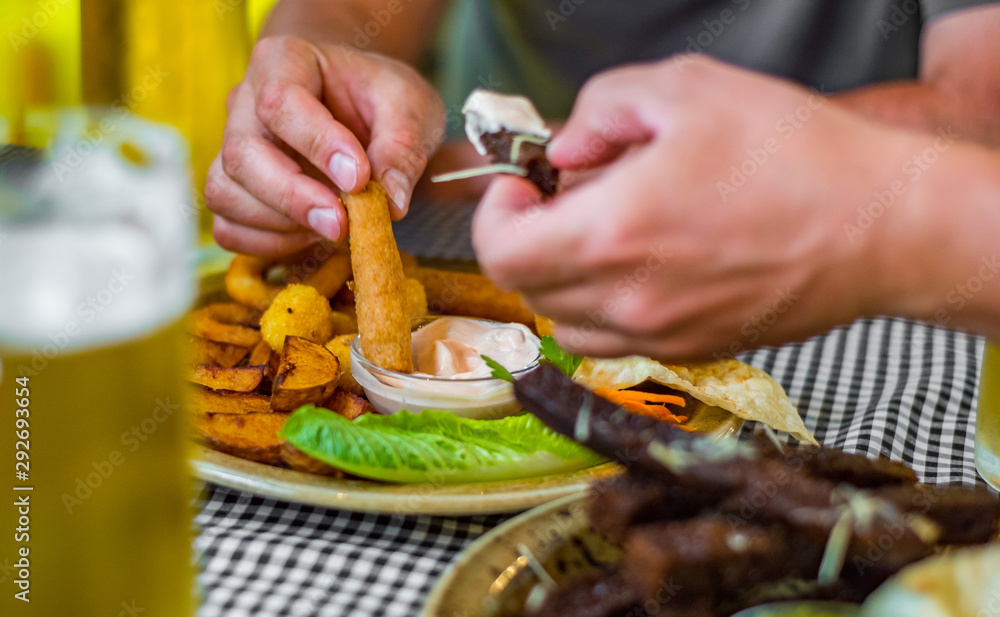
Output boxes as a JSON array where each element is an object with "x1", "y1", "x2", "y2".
[
  {"x1": 206, "y1": 36, "x2": 446, "y2": 256},
  {"x1": 473, "y1": 56, "x2": 939, "y2": 360}
]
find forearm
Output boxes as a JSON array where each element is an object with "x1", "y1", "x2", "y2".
[
  {"x1": 260, "y1": 0, "x2": 448, "y2": 63},
  {"x1": 886, "y1": 137, "x2": 1000, "y2": 341},
  {"x1": 834, "y1": 82, "x2": 1000, "y2": 147}
]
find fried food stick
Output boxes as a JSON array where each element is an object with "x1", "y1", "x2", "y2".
[
  {"x1": 341, "y1": 182, "x2": 413, "y2": 373},
  {"x1": 413, "y1": 267, "x2": 536, "y2": 327}
]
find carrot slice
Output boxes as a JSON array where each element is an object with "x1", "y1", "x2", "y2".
[{"x1": 592, "y1": 387, "x2": 694, "y2": 430}]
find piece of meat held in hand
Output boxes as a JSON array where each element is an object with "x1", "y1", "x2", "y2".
[
  {"x1": 464, "y1": 90, "x2": 559, "y2": 196},
  {"x1": 434, "y1": 89, "x2": 560, "y2": 196},
  {"x1": 340, "y1": 181, "x2": 413, "y2": 373}
]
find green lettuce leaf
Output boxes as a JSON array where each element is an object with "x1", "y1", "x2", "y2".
[{"x1": 280, "y1": 406, "x2": 604, "y2": 484}]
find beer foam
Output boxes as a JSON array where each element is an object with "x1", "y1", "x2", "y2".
[{"x1": 0, "y1": 113, "x2": 195, "y2": 352}]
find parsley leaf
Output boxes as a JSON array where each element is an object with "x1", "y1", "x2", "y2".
[
  {"x1": 539, "y1": 336, "x2": 582, "y2": 378},
  {"x1": 481, "y1": 354, "x2": 515, "y2": 383}
]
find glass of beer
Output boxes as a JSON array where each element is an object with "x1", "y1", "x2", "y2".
[
  {"x1": 976, "y1": 342, "x2": 1000, "y2": 490},
  {"x1": 0, "y1": 110, "x2": 195, "y2": 616}
]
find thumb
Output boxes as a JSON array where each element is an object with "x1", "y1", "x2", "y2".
[{"x1": 472, "y1": 175, "x2": 549, "y2": 288}]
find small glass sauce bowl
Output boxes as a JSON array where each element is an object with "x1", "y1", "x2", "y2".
[{"x1": 349, "y1": 316, "x2": 540, "y2": 419}]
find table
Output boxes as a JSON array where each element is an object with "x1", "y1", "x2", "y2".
[{"x1": 194, "y1": 203, "x2": 989, "y2": 617}]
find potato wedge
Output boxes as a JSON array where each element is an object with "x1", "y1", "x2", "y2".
[
  {"x1": 248, "y1": 339, "x2": 272, "y2": 367},
  {"x1": 271, "y1": 336, "x2": 341, "y2": 412},
  {"x1": 324, "y1": 334, "x2": 365, "y2": 396},
  {"x1": 280, "y1": 441, "x2": 344, "y2": 477},
  {"x1": 189, "y1": 364, "x2": 266, "y2": 392},
  {"x1": 321, "y1": 389, "x2": 374, "y2": 420},
  {"x1": 189, "y1": 336, "x2": 248, "y2": 368},
  {"x1": 193, "y1": 412, "x2": 287, "y2": 464},
  {"x1": 248, "y1": 339, "x2": 279, "y2": 382},
  {"x1": 190, "y1": 386, "x2": 272, "y2": 415}
]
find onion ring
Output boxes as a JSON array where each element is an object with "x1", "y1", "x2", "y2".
[
  {"x1": 225, "y1": 243, "x2": 353, "y2": 311},
  {"x1": 189, "y1": 303, "x2": 263, "y2": 348}
]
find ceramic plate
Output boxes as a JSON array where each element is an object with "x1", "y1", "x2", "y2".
[
  {"x1": 421, "y1": 492, "x2": 601, "y2": 616},
  {"x1": 190, "y1": 264, "x2": 741, "y2": 515}
]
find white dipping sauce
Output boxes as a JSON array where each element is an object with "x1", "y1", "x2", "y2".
[{"x1": 411, "y1": 317, "x2": 540, "y2": 380}]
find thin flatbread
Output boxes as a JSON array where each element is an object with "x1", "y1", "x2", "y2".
[{"x1": 574, "y1": 356, "x2": 817, "y2": 445}]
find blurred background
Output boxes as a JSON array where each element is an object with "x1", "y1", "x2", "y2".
[{"x1": 0, "y1": 0, "x2": 281, "y2": 240}]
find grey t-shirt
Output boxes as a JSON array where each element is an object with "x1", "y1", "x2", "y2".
[{"x1": 434, "y1": 0, "x2": 997, "y2": 127}]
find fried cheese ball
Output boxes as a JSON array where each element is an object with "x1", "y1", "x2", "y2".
[
  {"x1": 261, "y1": 284, "x2": 335, "y2": 352},
  {"x1": 324, "y1": 334, "x2": 365, "y2": 396}
]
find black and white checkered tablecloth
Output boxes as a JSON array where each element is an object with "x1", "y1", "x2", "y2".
[{"x1": 195, "y1": 203, "x2": 989, "y2": 616}]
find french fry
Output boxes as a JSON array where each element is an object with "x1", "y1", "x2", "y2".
[
  {"x1": 414, "y1": 267, "x2": 535, "y2": 327},
  {"x1": 189, "y1": 336, "x2": 248, "y2": 368},
  {"x1": 189, "y1": 365, "x2": 266, "y2": 392},
  {"x1": 189, "y1": 386, "x2": 272, "y2": 415},
  {"x1": 340, "y1": 182, "x2": 413, "y2": 372},
  {"x1": 321, "y1": 389, "x2": 375, "y2": 420},
  {"x1": 248, "y1": 339, "x2": 273, "y2": 368}
]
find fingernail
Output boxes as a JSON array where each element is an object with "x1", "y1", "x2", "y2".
[
  {"x1": 380, "y1": 169, "x2": 410, "y2": 216},
  {"x1": 307, "y1": 208, "x2": 341, "y2": 241},
  {"x1": 329, "y1": 153, "x2": 358, "y2": 191}
]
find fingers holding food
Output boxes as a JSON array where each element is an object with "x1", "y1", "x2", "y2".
[
  {"x1": 359, "y1": 60, "x2": 446, "y2": 218},
  {"x1": 205, "y1": 153, "x2": 317, "y2": 234},
  {"x1": 270, "y1": 336, "x2": 341, "y2": 413},
  {"x1": 260, "y1": 284, "x2": 335, "y2": 353},
  {"x1": 341, "y1": 182, "x2": 413, "y2": 373},
  {"x1": 189, "y1": 303, "x2": 263, "y2": 348},
  {"x1": 212, "y1": 214, "x2": 320, "y2": 258}
]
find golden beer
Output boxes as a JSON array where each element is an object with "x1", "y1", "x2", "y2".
[
  {"x1": 976, "y1": 342, "x2": 1000, "y2": 489},
  {"x1": 0, "y1": 111, "x2": 195, "y2": 615},
  {"x1": 0, "y1": 323, "x2": 193, "y2": 616}
]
